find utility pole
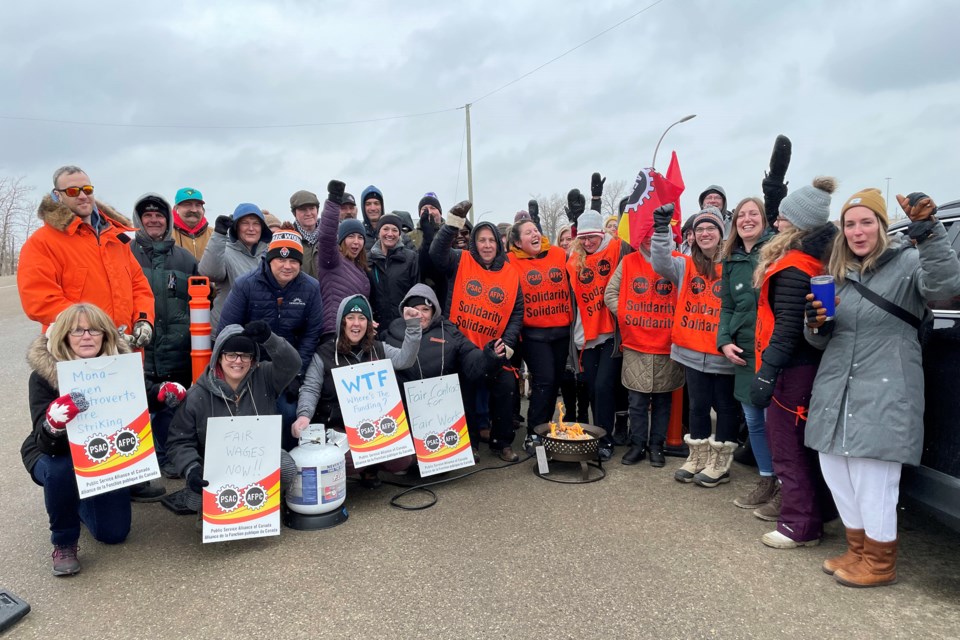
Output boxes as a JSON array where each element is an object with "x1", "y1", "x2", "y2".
[
  {"x1": 465, "y1": 103, "x2": 474, "y2": 223},
  {"x1": 885, "y1": 177, "x2": 892, "y2": 218}
]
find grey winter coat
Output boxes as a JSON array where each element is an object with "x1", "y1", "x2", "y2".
[
  {"x1": 166, "y1": 325, "x2": 301, "y2": 477},
  {"x1": 805, "y1": 223, "x2": 960, "y2": 465},
  {"x1": 198, "y1": 225, "x2": 269, "y2": 334},
  {"x1": 651, "y1": 229, "x2": 733, "y2": 375}
]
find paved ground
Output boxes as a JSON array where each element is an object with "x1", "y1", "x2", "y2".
[{"x1": 1, "y1": 275, "x2": 959, "y2": 639}]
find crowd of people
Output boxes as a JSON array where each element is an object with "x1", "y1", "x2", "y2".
[{"x1": 18, "y1": 162, "x2": 960, "y2": 590}]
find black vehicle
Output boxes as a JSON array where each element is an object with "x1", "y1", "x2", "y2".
[{"x1": 888, "y1": 198, "x2": 960, "y2": 530}]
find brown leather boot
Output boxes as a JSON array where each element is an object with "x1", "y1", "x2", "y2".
[
  {"x1": 833, "y1": 536, "x2": 898, "y2": 587},
  {"x1": 822, "y1": 528, "x2": 865, "y2": 575}
]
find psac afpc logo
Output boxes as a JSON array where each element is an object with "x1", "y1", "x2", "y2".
[
  {"x1": 214, "y1": 483, "x2": 268, "y2": 512},
  {"x1": 83, "y1": 429, "x2": 140, "y2": 462}
]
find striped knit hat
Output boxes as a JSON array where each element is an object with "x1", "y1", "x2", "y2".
[{"x1": 266, "y1": 228, "x2": 303, "y2": 264}]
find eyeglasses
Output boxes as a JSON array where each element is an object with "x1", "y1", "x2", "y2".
[
  {"x1": 694, "y1": 226, "x2": 719, "y2": 235},
  {"x1": 56, "y1": 185, "x2": 94, "y2": 197},
  {"x1": 222, "y1": 352, "x2": 253, "y2": 363},
  {"x1": 69, "y1": 328, "x2": 103, "y2": 337}
]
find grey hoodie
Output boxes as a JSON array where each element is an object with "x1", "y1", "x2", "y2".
[
  {"x1": 296, "y1": 294, "x2": 422, "y2": 420},
  {"x1": 165, "y1": 324, "x2": 301, "y2": 476}
]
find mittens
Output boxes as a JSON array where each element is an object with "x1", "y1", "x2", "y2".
[
  {"x1": 158, "y1": 382, "x2": 187, "y2": 408},
  {"x1": 46, "y1": 392, "x2": 89, "y2": 431}
]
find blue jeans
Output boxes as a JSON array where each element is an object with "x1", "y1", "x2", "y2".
[
  {"x1": 32, "y1": 454, "x2": 131, "y2": 546},
  {"x1": 742, "y1": 401, "x2": 773, "y2": 476}
]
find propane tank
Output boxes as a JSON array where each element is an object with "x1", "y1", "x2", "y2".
[{"x1": 286, "y1": 424, "x2": 349, "y2": 515}]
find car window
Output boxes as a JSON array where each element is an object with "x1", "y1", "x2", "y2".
[{"x1": 928, "y1": 216, "x2": 960, "y2": 313}]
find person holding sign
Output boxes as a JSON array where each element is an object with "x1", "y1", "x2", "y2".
[
  {"x1": 651, "y1": 205, "x2": 738, "y2": 488},
  {"x1": 21, "y1": 303, "x2": 133, "y2": 576},
  {"x1": 429, "y1": 200, "x2": 524, "y2": 462},
  {"x1": 294, "y1": 295, "x2": 422, "y2": 487},
  {"x1": 385, "y1": 284, "x2": 506, "y2": 402},
  {"x1": 166, "y1": 321, "x2": 301, "y2": 514}
]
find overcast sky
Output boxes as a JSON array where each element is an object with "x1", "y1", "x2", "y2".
[{"x1": 2, "y1": 0, "x2": 958, "y2": 231}]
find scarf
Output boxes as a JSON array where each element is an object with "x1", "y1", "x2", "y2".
[
  {"x1": 173, "y1": 210, "x2": 208, "y2": 236},
  {"x1": 294, "y1": 220, "x2": 319, "y2": 246}
]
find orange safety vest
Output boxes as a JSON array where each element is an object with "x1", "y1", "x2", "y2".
[
  {"x1": 617, "y1": 251, "x2": 678, "y2": 355},
  {"x1": 754, "y1": 250, "x2": 822, "y2": 371},
  {"x1": 671, "y1": 257, "x2": 724, "y2": 355},
  {"x1": 510, "y1": 246, "x2": 574, "y2": 328},
  {"x1": 449, "y1": 253, "x2": 520, "y2": 349},
  {"x1": 567, "y1": 240, "x2": 622, "y2": 342}
]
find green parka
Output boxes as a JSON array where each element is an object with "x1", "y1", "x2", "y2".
[{"x1": 717, "y1": 229, "x2": 773, "y2": 402}]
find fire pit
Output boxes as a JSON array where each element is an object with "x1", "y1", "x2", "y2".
[{"x1": 532, "y1": 420, "x2": 608, "y2": 484}]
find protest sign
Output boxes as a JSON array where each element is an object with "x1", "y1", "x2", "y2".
[
  {"x1": 201, "y1": 416, "x2": 281, "y2": 543},
  {"x1": 404, "y1": 375, "x2": 474, "y2": 477},
  {"x1": 332, "y1": 360, "x2": 415, "y2": 468},
  {"x1": 57, "y1": 353, "x2": 160, "y2": 498}
]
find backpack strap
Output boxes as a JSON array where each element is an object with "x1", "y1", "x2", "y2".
[{"x1": 849, "y1": 279, "x2": 921, "y2": 329}]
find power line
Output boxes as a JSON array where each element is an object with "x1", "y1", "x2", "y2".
[
  {"x1": 471, "y1": 0, "x2": 671, "y2": 105},
  {"x1": 0, "y1": 1, "x2": 671, "y2": 131},
  {"x1": 0, "y1": 107, "x2": 463, "y2": 130}
]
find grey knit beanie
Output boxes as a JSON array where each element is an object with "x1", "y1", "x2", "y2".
[
  {"x1": 690, "y1": 207, "x2": 726, "y2": 238},
  {"x1": 576, "y1": 210, "x2": 604, "y2": 238},
  {"x1": 779, "y1": 176, "x2": 836, "y2": 230}
]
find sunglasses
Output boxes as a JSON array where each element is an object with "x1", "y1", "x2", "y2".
[{"x1": 57, "y1": 185, "x2": 94, "y2": 197}]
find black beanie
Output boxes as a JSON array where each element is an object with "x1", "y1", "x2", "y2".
[
  {"x1": 220, "y1": 334, "x2": 256, "y2": 356},
  {"x1": 377, "y1": 213, "x2": 403, "y2": 233},
  {"x1": 403, "y1": 295, "x2": 434, "y2": 310},
  {"x1": 418, "y1": 193, "x2": 442, "y2": 215}
]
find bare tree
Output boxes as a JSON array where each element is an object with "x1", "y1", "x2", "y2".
[
  {"x1": 0, "y1": 176, "x2": 38, "y2": 275},
  {"x1": 600, "y1": 178, "x2": 628, "y2": 218},
  {"x1": 528, "y1": 192, "x2": 568, "y2": 243}
]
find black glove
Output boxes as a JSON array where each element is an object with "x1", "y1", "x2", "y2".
[
  {"x1": 566, "y1": 189, "x2": 585, "y2": 223},
  {"x1": 327, "y1": 180, "x2": 345, "y2": 205},
  {"x1": 768, "y1": 134, "x2": 792, "y2": 183},
  {"x1": 244, "y1": 320, "x2": 272, "y2": 343},
  {"x1": 805, "y1": 296, "x2": 834, "y2": 336},
  {"x1": 284, "y1": 376, "x2": 302, "y2": 403},
  {"x1": 750, "y1": 364, "x2": 779, "y2": 409},
  {"x1": 653, "y1": 204, "x2": 674, "y2": 232},
  {"x1": 762, "y1": 175, "x2": 788, "y2": 207},
  {"x1": 907, "y1": 218, "x2": 937, "y2": 244},
  {"x1": 591, "y1": 172, "x2": 606, "y2": 199},
  {"x1": 898, "y1": 192, "x2": 937, "y2": 221},
  {"x1": 186, "y1": 466, "x2": 209, "y2": 494},
  {"x1": 528, "y1": 199, "x2": 540, "y2": 226},
  {"x1": 214, "y1": 215, "x2": 233, "y2": 236}
]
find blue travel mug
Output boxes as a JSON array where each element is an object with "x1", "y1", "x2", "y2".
[{"x1": 810, "y1": 275, "x2": 836, "y2": 320}]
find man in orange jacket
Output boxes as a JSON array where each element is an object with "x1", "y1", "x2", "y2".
[{"x1": 18, "y1": 165, "x2": 155, "y2": 343}]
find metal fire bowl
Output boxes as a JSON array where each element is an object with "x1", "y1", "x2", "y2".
[{"x1": 534, "y1": 423, "x2": 608, "y2": 462}]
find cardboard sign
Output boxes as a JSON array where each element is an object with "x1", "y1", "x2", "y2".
[
  {"x1": 57, "y1": 353, "x2": 160, "y2": 498},
  {"x1": 404, "y1": 375, "x2": 474, "y2": 477},
  {"x1": 201, "y1": 416, "x2": 281, "y2": 543},
  {"x1": 332, "y1": 359, "x2": 415, "y2": 468}
]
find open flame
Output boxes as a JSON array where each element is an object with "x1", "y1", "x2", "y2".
[{"x1": 549, "y1": 400, "x2": 592, "y2": 440}]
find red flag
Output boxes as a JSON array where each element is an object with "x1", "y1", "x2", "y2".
[{"x1": 618, "y1": 151, "x2": 685, "y2": 248}]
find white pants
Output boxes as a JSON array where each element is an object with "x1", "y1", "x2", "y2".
[{"x1": 818, "y1": 453, "x2": 901, "y2": 542}]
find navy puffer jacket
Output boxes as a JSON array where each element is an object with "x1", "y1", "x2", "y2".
[{"x1": 217, "y1": 259, "x2": 323, "y2": 374}]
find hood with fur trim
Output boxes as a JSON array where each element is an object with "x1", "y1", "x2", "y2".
[
  {"x1": 36, "y1": 194, "x2": 133, "y2": 234},
  {"x1": 27, "y1": 332, "x2": 132, "y2": 388}
]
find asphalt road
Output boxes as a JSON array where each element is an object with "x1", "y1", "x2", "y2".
[{"x1": 1, "y1": 275, "x2": 958, "y2": 639}]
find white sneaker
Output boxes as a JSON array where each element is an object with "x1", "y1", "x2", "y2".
[{"x1": 761, "y1": 530, "x2": 821, "y2": 549}]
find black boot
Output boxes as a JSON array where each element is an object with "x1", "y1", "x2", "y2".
[
  {"x1": 648, "y1": 444, "x2": 666, "y2": 468},
  {"x1": 621, "y1": 444, "x2": 647, "y2": 465}
]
